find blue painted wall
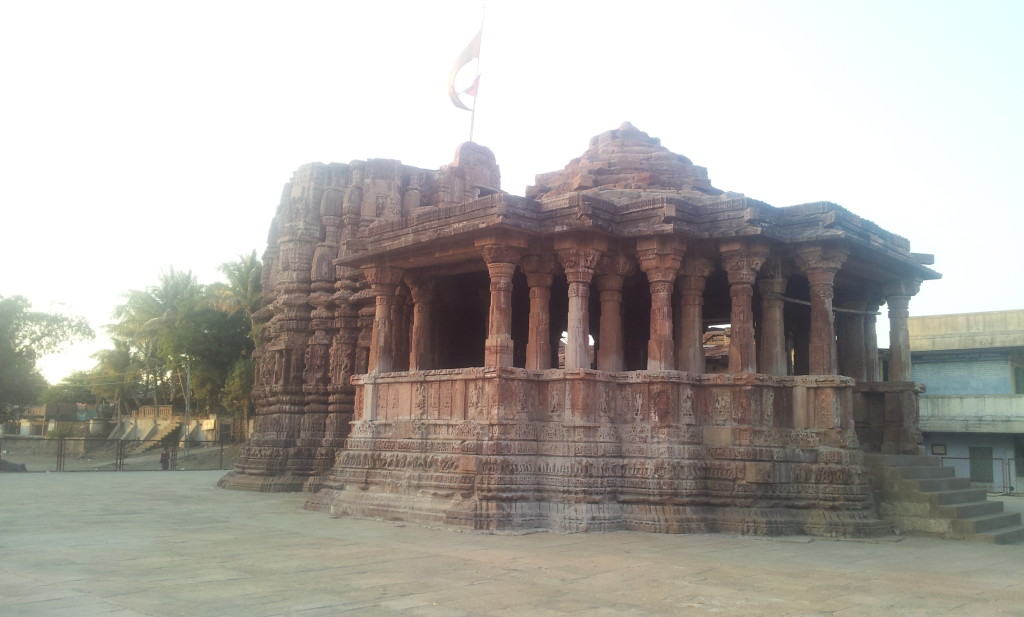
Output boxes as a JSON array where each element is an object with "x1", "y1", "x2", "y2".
[{"x1": 913, "y1": 352, "x2": 1014, "y2": 395}]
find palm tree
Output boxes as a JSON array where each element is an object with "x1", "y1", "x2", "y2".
[
  {"x1": 208, "y1": 252, "x2": 262, "y2": 437},
  {"x1": 109, "y1": 268, "x2": 204, "y2": 407},
  {"x1": 208, "y1": 251, "x2": 263, "y2": 343},
  {"x1": 90, "y1": 339, "x2": 143, "y2": 423}
]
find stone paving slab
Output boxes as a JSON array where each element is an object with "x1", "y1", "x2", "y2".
[{"x1": 1, "y1": 471, "x2": 1022, "y2": 617}]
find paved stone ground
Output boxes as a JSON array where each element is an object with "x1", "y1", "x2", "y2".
[{"x1": 1, "y1": 471, "x2": 1022, "y2": 617}]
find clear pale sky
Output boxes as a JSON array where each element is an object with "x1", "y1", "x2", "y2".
[{"x1": 2, "y1": 1, "x2": 1022, "y2": 382}]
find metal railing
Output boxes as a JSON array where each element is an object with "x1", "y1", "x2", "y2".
[
  {"x1": 0, "y1": 436, "x2": 228, "y2": 472},
  {"x1": 938, "y1": 456, "x2": 1019, "y2": 494}
]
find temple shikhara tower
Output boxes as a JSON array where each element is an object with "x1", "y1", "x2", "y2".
[{"x1": 220, "y1": 124, "x2": 940, "y2": 537}]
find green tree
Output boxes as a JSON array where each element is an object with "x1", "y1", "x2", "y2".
[
  {"x1": 43, "y1": 371, "x2": 97, "y2": 405},
  {"x1": 222, "y1": 356, "x2": 255, "y2": 439},
  {"x1": 0, "y1": 296, "x2": 93, "y2": 422},
  {"x1": 96, "y1": 257, "x2": 262, "y2": 433},
  {"x1": 90, "y1": 339, "x2": 143, "y2": 422},
  {"x1": 109, "y1": 268, "x2": 203, "y2": 408},
  {"x1": 161, "y1": 302, "x2": 251, "y2": 412},
  {"x1": 208, "y1": 250, "x2": 263, "y2": 343},
  {"x1": 208, "y1": 252, "x2": 262, "y2": 434}
]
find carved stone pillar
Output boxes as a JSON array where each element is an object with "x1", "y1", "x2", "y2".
[
  {"x1": 837, "y1": 297, "x2": 868, "y2": 382},
  {"x1": 391, "y1": 285, "x2": 411, "y2": 372},
  {"x1": 406, "y1": 276, "x2": 437, "y2": 371},
  {"x1": 675, "y1": 256, "x2": 713, "y2": 374},
  {"x1": 355, "y1": 304, "x2": 373, "y2": 375},
  {"x1": 481, "y1": 246, "x2": 523, "y2": 367},
  {"x1": 556, "y1": 246, "x2": 603, "y2": 370},
  {"x1": 885, "y1": 280, "x2": 921, "y2": 381},
  {"x1": 797, "y1": 245, "x2": 848, "y2": 375},
  {"x1": 864, "y1": 293, "x2": 884, "y2": 382},
  {"x1": 365, "y1": 266, "x2": 404, "y2": 373},
  {"x1": 521, "y1": 254, "x2": 556, "y2": 370},
  {"x1": 637, "y1": 239, "x2": 684, "y2": 371},
  {"x1": 595, "y1": 252, "x2": 635, "y2": 372},
  {"x1": 757, "y1": 261, "x2": 788, "y2": 376},
  {"x1": 721, "y1": 241, "x2": 769, "y2": 373}
]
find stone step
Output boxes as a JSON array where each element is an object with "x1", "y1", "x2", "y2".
[
  {"x1": 901, "y1": 476, "x2": 971, "y2": 493},
  {"x1": 935, "y1": 500, "x2": 1005, "y2": 519},
  {"x1": 869, "y1": 453, "x2": 1023, "y2": 544},
  {"x1": 865, "y1": 454, "x2": 941, "y2": 468},
  {"x1": 926, "y1": 488, "x2": 990, "y2": 506},
  {"x1": 892, "y1": 466, "x2": 956, "y2": 480},
  {"x1": 951, "y1": 511, "x2": 1023, "y2": 535},
  {"x1": 973, "y1": 525, "x2": 1024, "y2": 545}
]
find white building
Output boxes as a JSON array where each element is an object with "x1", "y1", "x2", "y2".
[{"x1": 911, "y1": 310, "x2": 1024, "y2": 493}]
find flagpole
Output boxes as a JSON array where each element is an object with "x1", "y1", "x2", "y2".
[
  {"x1": 447, "y1": 4, "x2": 487, "y2": 142},
  {"x1": 469, "y1": 4, "x2": 485, "y2": 143}
]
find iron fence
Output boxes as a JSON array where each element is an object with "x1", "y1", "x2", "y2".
[
  {"x1": 0, "y1": 436, "x2": 228, "y2": 472},
  {"x1": 938, "y1": 456, "x2": 1019, "y2": 494}
]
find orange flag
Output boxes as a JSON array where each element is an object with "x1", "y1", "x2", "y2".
[{"x1": 448, "y1": 29, "x2": 481, "y2": 111}]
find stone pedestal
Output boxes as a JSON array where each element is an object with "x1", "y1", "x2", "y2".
[{"x1": 308, "y1": 368, "x2": 888, "y2": 537}]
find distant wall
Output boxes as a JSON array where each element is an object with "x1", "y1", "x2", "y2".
[
  {"x1": 909, "y1": 310, "x2": 1024, "y2": 352},
  {"x1": 914, "y1": 351, "x2": 1014, "y2": 395}
]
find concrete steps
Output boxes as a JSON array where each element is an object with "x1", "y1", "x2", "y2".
[
  {"x1": 864, "y1": 453, "x2": 1022, "y2": 545},
  {"x1": 131, "y1": 422, "x2": 181, "y2": 453}
]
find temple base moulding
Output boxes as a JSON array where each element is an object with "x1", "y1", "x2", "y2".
[{"x1": 302, "y1": 367, "x2": 890, "y2": 538}]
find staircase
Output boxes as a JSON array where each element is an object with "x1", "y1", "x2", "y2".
[
  {"x1": 864, "y1": 453, "x2": 1024, "y2": 544},
  {"x1": 132, "y1": 422, "x2": 181, "y2": 453}
]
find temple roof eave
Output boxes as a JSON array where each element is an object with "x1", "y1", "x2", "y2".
[{"x1": 335, "y1": 188, "x2": 939, "y2": 283}]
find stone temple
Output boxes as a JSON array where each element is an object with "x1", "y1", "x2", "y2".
[{"x1": 219, "y1": 123, "x2": 939, "y2": 537}]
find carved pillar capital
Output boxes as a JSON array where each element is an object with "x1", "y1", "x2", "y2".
[
  {"x1": 556, "y1": 246, "x2": 603, "y2": 273},
  {"x1": 597, "y1": 250, "x2": 637, "y2": 278},
  {"x1": 721, "y1": 249, "x2": 768, "y2": 285},
  {"x1": 363, "y1": 265, "x2": 405, "y2": 288},
  {"x1": 795, "y1": 244, "x2": 849, "y2": 273},
  {"x1": 521, "y1": 252, "x2": 557, "y2": 274},
  {"x1": 678, "y1": 256, "x2": 714, "y2": 280},
  {"x1": 404, "y1": 275, "x2": 437, "y2": 304},
  {"x1": 480, "y1": 244, "x2": 524, "y2": 266},
  {"x1": 637, "y1": 237, "x2": 685, "y2": 280},
  {"x1": 883, "y1": 278, "x2": 922, "y2": 300}
]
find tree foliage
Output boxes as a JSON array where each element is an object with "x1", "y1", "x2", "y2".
[
  {"x1": 43, "y1": 371, "x2": 97, "y2": 405},
  {"x1": 89, "y1": 256, "x2": 262, "y2": 426},
  {"x1": 0, "y1": 296, "x2": 93, "y2": 422},
  {"x1": 90, "y1": 339, "x2": 144, "y2": 420}
]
